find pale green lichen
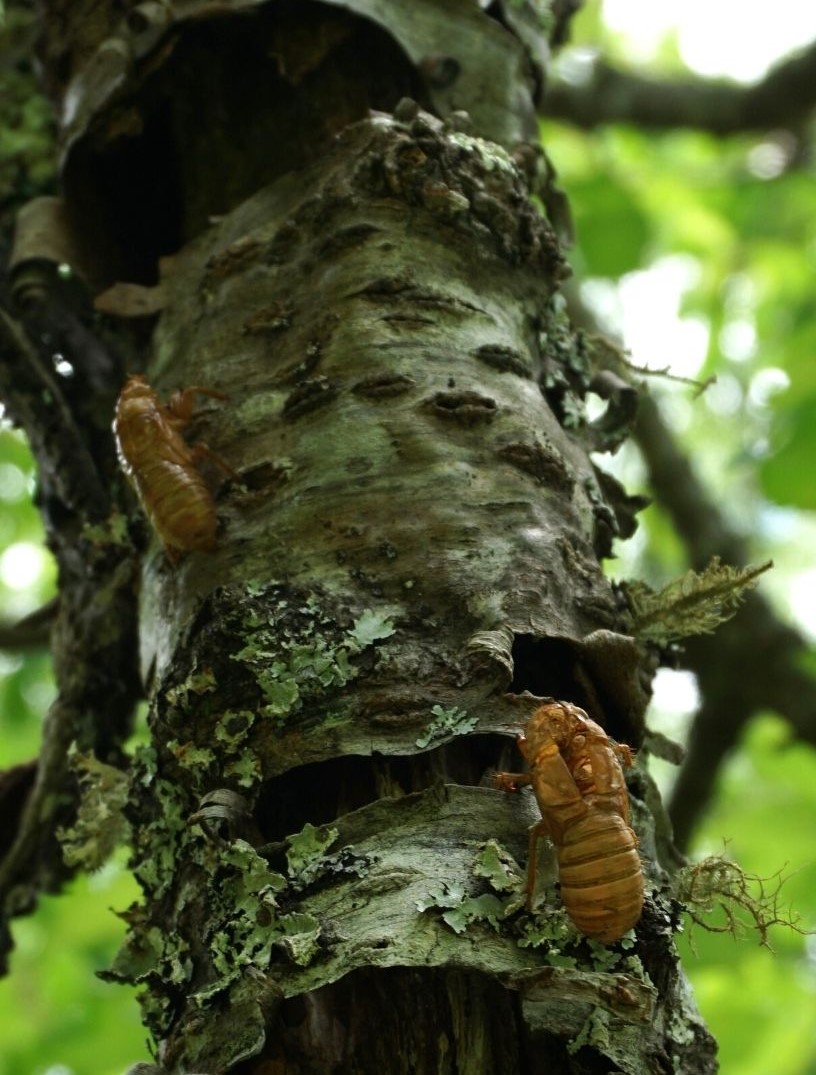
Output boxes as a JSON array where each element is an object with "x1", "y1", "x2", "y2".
[
  {"x1": 131, "y1": 743, "x2": 158, "y2": 787},
  {"x1": 165, "y1": 667, "x2": 217, "y2": 707},
  {"x1": 286, "y1": 822, "x2": 339, "y2": 886},
  {"x1": 224, "y1": 753, "x2": 262, "y2": 787},
  {"x1": 586, "y1": 937, "x2": 636, "y2": 973},
  {"x1": 517, "y1": 905, "x2": 576, "y2": 955},
  {"x1": 214, "y1": 708, "x2": 255, "y2": 747},
  {"x1": 318, "y1": 708, "x2": 353, "y2": 730},
  {"x1": 415, "y1": 704, "x2": 477, "y2": 749},
  {"x1": 472, "y1": 839, "x2": 524, "y2": 894},
  {"x1": 568, "y1": 1007, "x2": 612, "y2": 1055},
  {"x1": 106, "y1": 913, "x2": 192, "y2": 1000},
  {"x1": 416, "y1": 883, "x2": 510, "y2": 935},
  {"x1": 167, "y1": 739, "x2": 217, "y2": 771},
  {"x1": 108, "y1": 922, "x2": 164, "y2": 981},
  {"x1": 254, "y1": 663, "x2": 300, "y2": 718},
  {"x1": 447, "y1": 130, "x2": 517, "y2": 177},
  {"x1": 416, "y1": 841, "x2": 573, "y2": 960},
  {"x1": 232, "y1": 592, "x2": 396, "y2": 727},
  {"x1": 622, "y1": 953, "x2": 647, "y2": 979},
  {"x1": 416, "y1": 840, "x2": 647, "y2": 980},
  {"x1": 132, "y1": 779, "x2": 190, "y2": 898},
  {"x1": 182, "y1": 826, "x2": 355, "y2": 1009},
  {"x1": 290, "y1": 639, "x2": 355, "y2": 687},
  {"x1": 669, "y1": 1008, "x2": 697, "y2": 1047},
  {"x1": 81, "y1": 511, "x2": 131, "y2": 547},
  {"x1": 417, "y1": 840, "x2": 526, "y2": 935},
  {"x1": 275, "y1": 912, "x2": 322, "y2": 967},
  {"x1": 57, "y1": 751, "x2": 131, "y2": 870},
  {"x1": 200, "y1": 840, "x2": 289, "y2": 993},
  {"x1": 347, "y1": 608, "x2": 397, "y2": 647},
  {"x1": 112, "y1": 593, "x2": 400, "y2": 1054}
]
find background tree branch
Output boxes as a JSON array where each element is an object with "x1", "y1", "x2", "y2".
[
  {"x1": 543, "y1": 39, "x2": 816, "y2": 134},
  {"x1": 0, "y1": 599, "x2": 55, "y2": 650},
  {"x1": 634, "y1": 393, "x2": 816, "y2": 850},
  {"x1": 566, "y1": 279, "x2": 816, "y2": 852}
]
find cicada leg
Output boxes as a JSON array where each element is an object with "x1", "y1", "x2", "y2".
[
  {"x1": 494, "y1": 771, "x2": 531, "y2": 793},
  {"x1": 189, "y1": 441, "x2": 240, "y2": 482},
  {"x1": 167, "y1": 385, "x2": 228, "y2": 422},
  {"x1": 526, "y1": 816, "x2": 551, "y2": 911},
  {"x1": 495, "y1": 771, "x2": 550, "y2": 910}
]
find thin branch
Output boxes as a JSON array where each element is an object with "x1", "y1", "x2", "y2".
[
  {"x1": 0, "y1": 299, "x2": 142, "y2": 972},
  {"x1": 543, "y1": 40, "x2": 816, "y2": 135},
  {"x1": 0, "y1": 599, "x2": 56, "y2": 650},
  {"x1": 0, "y1": 306, "x2": 109, "y2": 520}
]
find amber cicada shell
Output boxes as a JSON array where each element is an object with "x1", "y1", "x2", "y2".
[
  {"x1": 114, "y1": 374, "x2": 229, "y2": 560},
  {"x1": 497, "y1": 701, "x2": 644, "y2": 943}
]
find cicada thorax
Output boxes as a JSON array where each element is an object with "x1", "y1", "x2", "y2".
[
  {"x1": 541, "y1": 703, "x2": 633, "y2": 823},
  {"x1": 563, "y1": 735, "x2": 632, "y2": 822},
  {"x1": 557, "y1": 808, "x2": 643, "y2": 943}
]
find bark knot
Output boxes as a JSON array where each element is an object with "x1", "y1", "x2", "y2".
[{"x1": 424, "y1": 390, "x2": 498, "y2": 425}]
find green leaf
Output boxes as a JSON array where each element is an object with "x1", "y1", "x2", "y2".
[
  {"x1": 569, "y1": 174, "x2": 650, "y2": 277},
  {"x1": 759, "y1": 394, "x2": 816, "y2": 509}
]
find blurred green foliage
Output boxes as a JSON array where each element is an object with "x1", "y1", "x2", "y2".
[
  {"x1": 0, "y1": 5, "x2": 56, "y2": 213},
  {"x1": 678, "y1": 714, "x2": 816, "y2": 1075},
  {"x1": 544, "y1": 1, "x2": 816, "y2": 1064},
  {"x1": 0, "y1": 427, "x2": 57, "y2": 768},
  {"x1": 0, "y1": 430, "x2": 150, "y2": 1073},
  {"x1": 0, "y1": 858, "x2": 145, "y2": 1075}
]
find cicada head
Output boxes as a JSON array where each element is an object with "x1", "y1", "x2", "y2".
[
  {"x1": 525, "y1": 700, "x2": 587, "y2": 754},
  {"x1": 119, "y1": 373, "x2": 154, "y2": 400}
]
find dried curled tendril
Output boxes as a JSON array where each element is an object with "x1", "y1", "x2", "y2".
[{"x1": 674, "y1": 855, "x2": 809, "y2": 950}]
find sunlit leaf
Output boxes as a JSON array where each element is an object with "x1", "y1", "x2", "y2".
[{"x1": 759, "y1": 394, "x2": 816, "y2": 509}]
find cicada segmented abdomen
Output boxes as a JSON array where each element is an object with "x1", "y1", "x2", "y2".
[
  {"x1": 139, "y1": 457, "x2": 219, "y2": 554},
  {"x1": 557, "y1": 809, "x2": 643, "y2": 943}
]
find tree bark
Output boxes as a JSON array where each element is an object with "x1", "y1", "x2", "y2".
[{"x1": 1, "y1": 2, "x2": 717, "y2": 1072}]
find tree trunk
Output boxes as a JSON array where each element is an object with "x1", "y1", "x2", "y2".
[{"x1": 2, "y1": 2, "x2": 717, "y2": 1072}]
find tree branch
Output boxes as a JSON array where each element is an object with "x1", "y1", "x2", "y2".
[
  {"x1": 0, "y1": 296, "x2": 142, "y2": 972},
  {"x1": 543, "y1": 40, "x2": 816, "y2": 134},
  {"x1": 0, "y1": 306, "x2": 109, "y2": 520},
  {"x1": 0, "y1": 599, "x2": 56, "y2": 650}
]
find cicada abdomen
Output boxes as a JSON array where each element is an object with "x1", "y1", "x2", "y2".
[{"x1": 556, "y1": 808, "x2": 643, "y2": 943}]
